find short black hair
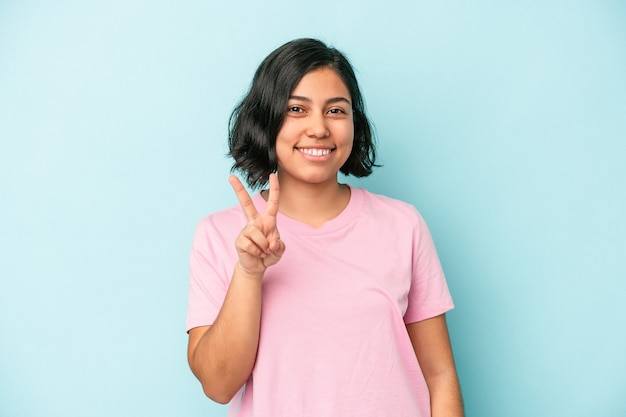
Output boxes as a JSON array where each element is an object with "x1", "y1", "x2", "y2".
[{"x1": 228, "y1": 38, "x2": 378, "y2": 188}]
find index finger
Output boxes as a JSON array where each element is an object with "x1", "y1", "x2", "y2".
[
  {"x1": 228, "y1": 175, "x2": 259, "y2": 220},
  {"x1": 264, "y1": 173, "x2": 280, "y2": 217}
]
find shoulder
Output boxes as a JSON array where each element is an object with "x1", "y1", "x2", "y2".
[
  {"x1": 191, "y1": 197, "x2": 254, "y2": 249},
  {"x1": 353, "y1": 188, "x2": 436, "y2": 241},
  {"x1": 358, "y1": 188, "x2": 425, "y2": 224},
  {"x1": 197, "y1": 204, "x2": 245, "y2": 232}
]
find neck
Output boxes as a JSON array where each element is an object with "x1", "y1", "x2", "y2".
[{"x1": 271, "y1": 175, "x2": 350, "y2": 228}]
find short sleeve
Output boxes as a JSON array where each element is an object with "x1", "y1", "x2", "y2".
[
  {"x1": 403, "y1": 211, "x2": 454, "y2": 324},
  {"x1": 185, "y1": 211, "x2": 241, "y2": 332}
]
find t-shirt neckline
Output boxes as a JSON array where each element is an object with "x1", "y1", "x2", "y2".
[{"x1": 252, "y1": 186, "x2": 364, "y2": 236}]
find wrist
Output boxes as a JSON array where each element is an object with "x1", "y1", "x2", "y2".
[{"x1": 234, "y1": 262, "x2": 265, "y2": 281}]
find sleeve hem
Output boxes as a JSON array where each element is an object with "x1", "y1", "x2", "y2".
[{"x1": 403, "y1": 302, "x2": 454, "y2": 324}]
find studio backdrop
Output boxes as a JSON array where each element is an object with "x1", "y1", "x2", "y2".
[{"x1": 1, "y1": 1, "x2": 625, "y2": 416}]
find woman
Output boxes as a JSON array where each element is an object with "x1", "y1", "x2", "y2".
[{"x1": 186, "y1": 38, "x2": 464, "y2": 417}]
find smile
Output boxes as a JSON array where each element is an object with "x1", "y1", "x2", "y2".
[{"x1": 296, "y1": 148, "x2": 334, "y2": 156}]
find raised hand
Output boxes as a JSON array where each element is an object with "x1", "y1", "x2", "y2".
[{"x1": 228, "y1": 173, "x2": 285, "y2": 277}]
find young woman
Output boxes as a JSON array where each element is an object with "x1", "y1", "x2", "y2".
[{"x1": 186, "y1": 38, "x2": 464, "y2": 417}]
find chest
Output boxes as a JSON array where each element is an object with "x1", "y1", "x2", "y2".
[{"x1": 261, "y1": 224, "x2": 414, "y2": 326}]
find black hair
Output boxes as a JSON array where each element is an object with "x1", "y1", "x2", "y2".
[{"x1": 228, "y1": 38, "x2": 378, "y2": 188}]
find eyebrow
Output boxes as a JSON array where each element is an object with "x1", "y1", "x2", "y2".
[{"x1": 289, "y1": 95, "x2": 352, "y2": 106}]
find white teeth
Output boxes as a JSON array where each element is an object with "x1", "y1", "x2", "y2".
[{"x1": 299, "y1": 148, "x2": 332, "y2": 156}]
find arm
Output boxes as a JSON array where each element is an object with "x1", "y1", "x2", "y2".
[
  {"x1": 187, "y1": 174, "x2": 285, "y2": 404},
  {"x1": 407, "y1": 314, "x2": 464, "y2": 417},
  {"x1": 187, "y1": 264, "x2": 263, "y2": 403}
]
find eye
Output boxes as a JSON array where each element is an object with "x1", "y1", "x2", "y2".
[
  {"x1": 287, "y1": 105, "x2": 304, "y2": 113},
  {"x1": 327, "y1": 107, "x2": 348, "y2": 116}
]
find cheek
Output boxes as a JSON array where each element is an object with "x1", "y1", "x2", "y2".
[
  {"x1": 275, "y1": 121, "x2": 297, "y2": 145},
  {"x1": 341, "y1": 123, "x2": 355, "y2": 145},
  {"x1": 274, "y1": 125, "x2": 296, "y2": 163}
]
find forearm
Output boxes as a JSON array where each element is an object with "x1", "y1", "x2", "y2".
[
  {"x1": 189, "y1": 264, "x2": 263, "y2": 403},
  {"x1": 406, "y1": 315, "x2": 464, "y2": 417},
  {"x1": 427, "y1": 370, "x2": 464, "y2": 417}
]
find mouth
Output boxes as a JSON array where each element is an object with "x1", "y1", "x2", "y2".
[{"x1": 295, "y1": 147, "x2": 335, "y2": 157}]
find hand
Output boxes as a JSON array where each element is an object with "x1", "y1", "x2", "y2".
[{"x1": 228, "y1": 173, "x2": 285, "y2": 277}]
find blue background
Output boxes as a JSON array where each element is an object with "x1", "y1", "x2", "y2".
[{"x1": 1, "y1": 1, "x2": 625, "y2": 416}]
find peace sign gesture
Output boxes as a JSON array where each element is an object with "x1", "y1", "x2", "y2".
[{"x1": 229, "y1": 173, "x2": 286, "y2": 277}]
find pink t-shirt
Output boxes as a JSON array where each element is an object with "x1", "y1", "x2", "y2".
[{"x1": 187, "y1": 187, "x2": 454, "y2": 417}]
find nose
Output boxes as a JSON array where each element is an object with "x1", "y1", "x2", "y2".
[{"x1": 305, "y1": 111, "x2": 329, "y2": 139}]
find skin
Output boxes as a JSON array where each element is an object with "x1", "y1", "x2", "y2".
[
  {"x1": 188, "y1": 67, "x2": 464, "y2": 415},
  {"x1": 272, "y1": 67, "x2": 354, "y2": 227},
  {"x1": 408, "y1": 315, "x2": 465, "y2": 416}
]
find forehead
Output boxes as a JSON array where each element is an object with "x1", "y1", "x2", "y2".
[{"x1": 291, "y1": 67, "x2": 351, "y2": 98}]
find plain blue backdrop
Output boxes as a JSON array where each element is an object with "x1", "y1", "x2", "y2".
[{"x1": 1, "y1": 1, "x2": 625, "y2": 416}]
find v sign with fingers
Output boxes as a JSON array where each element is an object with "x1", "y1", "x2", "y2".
[
  {"x1": 187, "y1": 173, "x2": 285, "y2": 404},
  {"x1": 228, "y1": 173, "x2": 286, "y2": 277}
]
